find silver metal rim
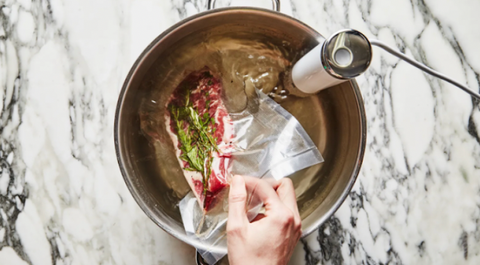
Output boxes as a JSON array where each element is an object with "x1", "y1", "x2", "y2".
[{"x1": 114, "y1": 6, "x2": 366, "y2": 255}]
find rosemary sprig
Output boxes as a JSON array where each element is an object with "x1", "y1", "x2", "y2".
[{"x1": 170, "y1": 89, "x2": 218, "y2": 198}]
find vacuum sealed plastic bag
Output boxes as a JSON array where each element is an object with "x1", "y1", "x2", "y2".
[{"x1": 176, "y1": 81, "x2": 324, "y2": 264}]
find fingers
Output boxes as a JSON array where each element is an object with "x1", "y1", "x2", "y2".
[
  {"x1": 243, "y1": 177, "x2": 282, "y2": 212},
  {"x1": 275, "y1": 178, "x2": 299, "y2": 216},
  {"x1": 276, "y1": 178, "x2": 301, "y2": 232},
  {"x1": 263, "y1": 177, "x2": 280, "y2": 190},
  {"x1": 231, "y1": 176, "x2": 302, "y2": 235},
  {"x1": 243, "y1": 176, "x2": 279, "y2": 192},
  {"x1": 228, "y1": 175, "x2": 249, "y2": 226}
]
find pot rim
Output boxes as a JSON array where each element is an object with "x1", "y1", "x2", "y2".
[{"x1": 114, "y1": 6, "x2": 367, "y2": 253}]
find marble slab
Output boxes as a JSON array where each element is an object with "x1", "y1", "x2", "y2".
[{"x1": 0, "y1": 0, "x2": 479, "y2": 264}]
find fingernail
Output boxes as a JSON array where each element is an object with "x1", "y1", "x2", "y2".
[
  {"x1": 232, "y1": 175, "x2": 245, "y2": 186},
  {"x1": 232, "y1": 175, "x2": 241, "y2": 184}
]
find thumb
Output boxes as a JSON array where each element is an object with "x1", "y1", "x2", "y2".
[{"x1": 228, "y1": 175, "x2": 248, "y2": 226}]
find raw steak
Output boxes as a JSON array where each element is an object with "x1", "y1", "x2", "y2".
[{"x1": 165, "y1": 68, "x2": 234, "y2": 211}]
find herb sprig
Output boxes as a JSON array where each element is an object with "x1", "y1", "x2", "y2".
[{"x1": 170, "y1": 89, "x2": 218, "y2": 197}]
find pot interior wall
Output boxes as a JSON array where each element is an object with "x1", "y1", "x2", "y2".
[{"x1": 116, "y1": 8, "x2": 365, "y2": 250}]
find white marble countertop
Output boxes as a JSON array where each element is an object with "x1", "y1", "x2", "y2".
[{"x1": 1, "y1": 0, "x2": 479, "y2": 264}]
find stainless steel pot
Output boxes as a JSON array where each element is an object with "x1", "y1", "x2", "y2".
[{"x1": 114, "y1": 2, "x2": 366, "y2": 259}]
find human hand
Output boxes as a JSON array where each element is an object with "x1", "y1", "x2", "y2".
[{"x1": 227, "y1": 176, "x2": 302, "y2": 265}]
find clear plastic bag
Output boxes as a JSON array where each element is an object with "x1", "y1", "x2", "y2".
[{"x1": 179, "y1": 90, "x2": 324, "y2": 264}]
